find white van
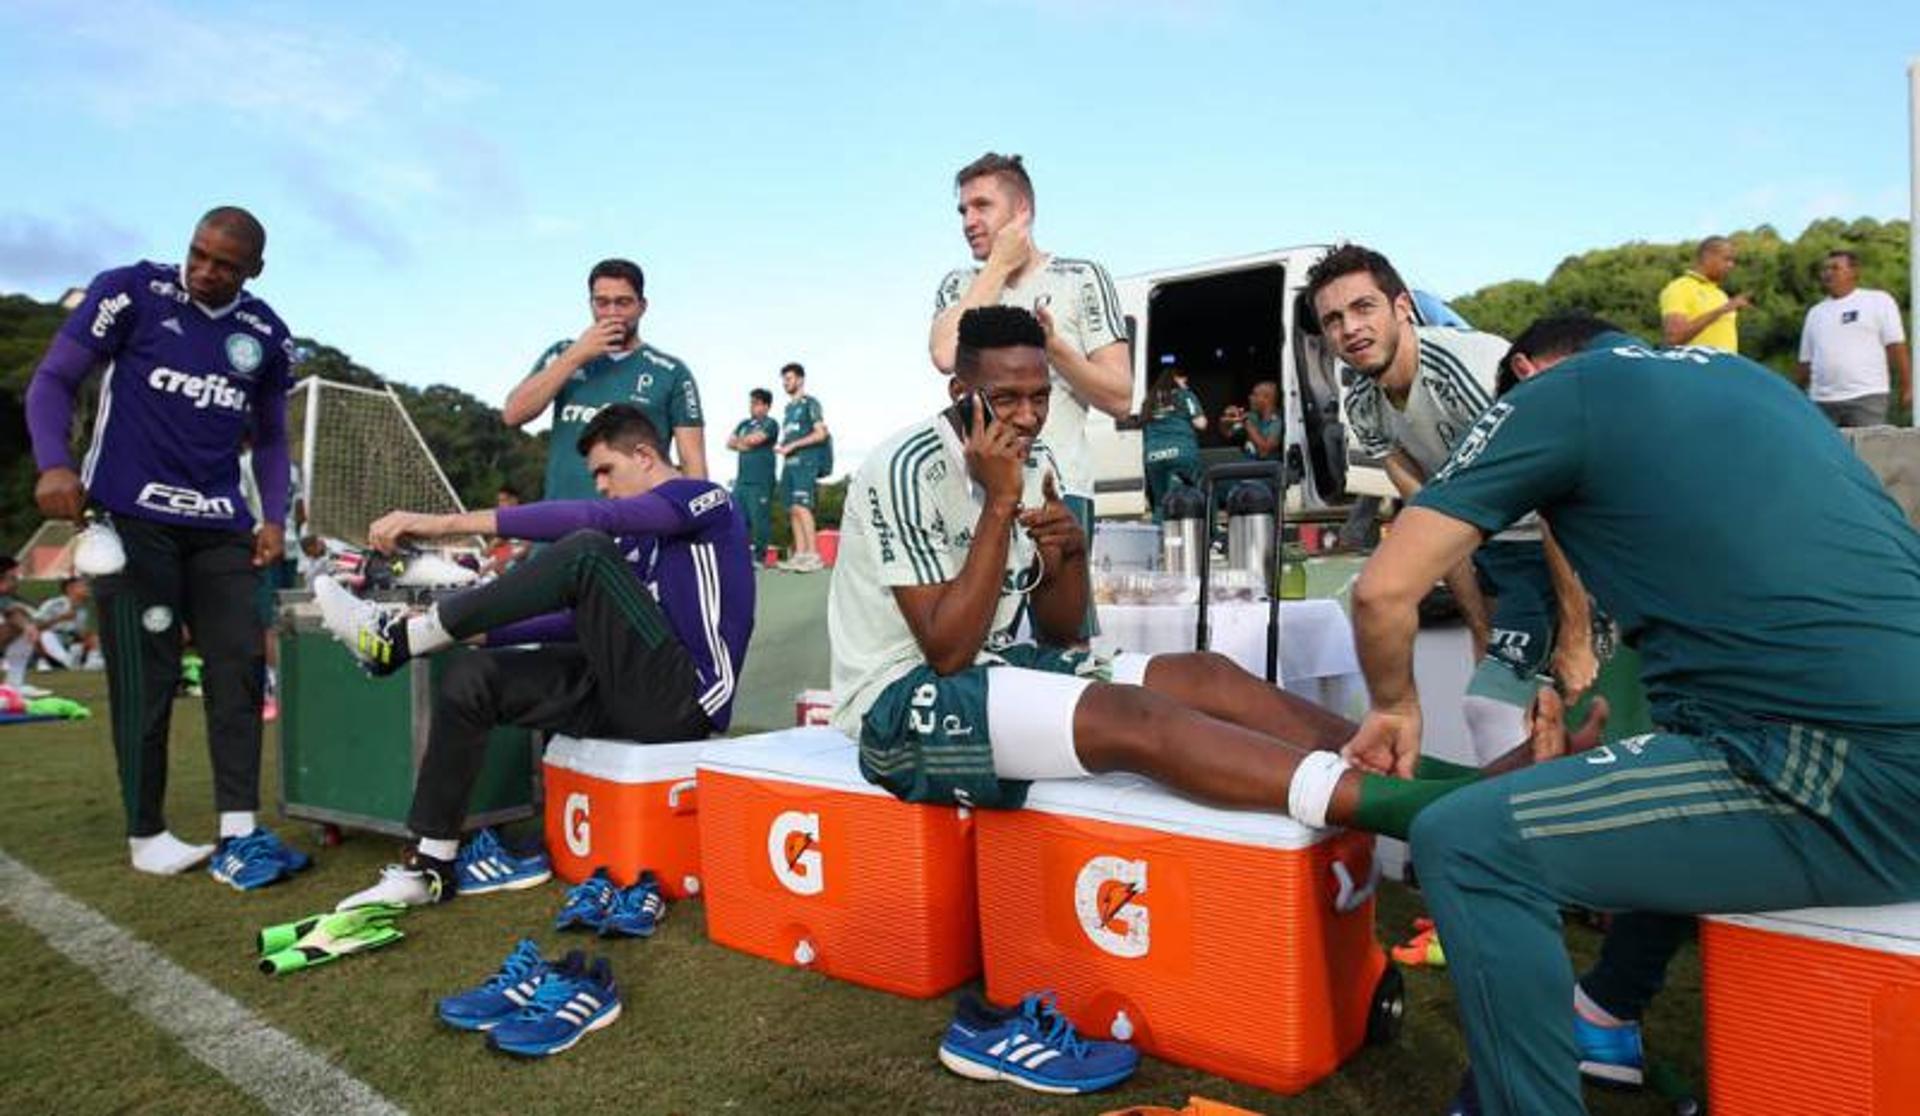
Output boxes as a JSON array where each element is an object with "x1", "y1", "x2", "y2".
[{"x1": 1085, "y1": 245, "x2": 1467, "y2": 518}]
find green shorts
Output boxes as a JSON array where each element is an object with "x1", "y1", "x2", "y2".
[
  {"x1": 857, "y1": 644, "x2": 1105, "y2": 810},
  {"x1": 1466, "y1": 539, "x2": 1558, "y2": 704},
  {"x1": 782, "y1": 459, "x2": 819, "y2": 510}
]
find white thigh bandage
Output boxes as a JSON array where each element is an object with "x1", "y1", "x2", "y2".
[
  {"x1": 985, "y1": 666, "x2": 1094, "y2": 781},
  {"x1": 1461, "y1": 694, "x2": 1529, "y2": 767},
  {"x1": 1108, "y1": 651, "x2": 1155, "y2": 687}
]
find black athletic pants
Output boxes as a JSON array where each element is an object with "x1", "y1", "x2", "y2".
[
  {"x1": 94, "y1": 515, "x2": 264, "y2": 838},
  {"x1": 407, "y1": 530, "x2": 712, "y2": 840}
]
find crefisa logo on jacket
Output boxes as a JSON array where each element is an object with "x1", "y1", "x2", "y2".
[
  {"x1": 1075, "y1": 855, "x2": 1150, "y2": 958},
  {"x1": 768, "y1": 810, "x2": 823, "y2": 895}
]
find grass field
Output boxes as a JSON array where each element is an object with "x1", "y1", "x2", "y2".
[{"x1": 0, "y1": 569, "x2": 1707, "y2": 1115}]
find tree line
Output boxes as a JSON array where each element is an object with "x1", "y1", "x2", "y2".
[
  {"x1": 1452, "y1": 217, "x2": 1911, "y2": 427},
  {"x1": 3, "y1": 217, "x2": 1906, "y2": 552}
]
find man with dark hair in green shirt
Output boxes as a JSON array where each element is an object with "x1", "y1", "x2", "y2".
[
  {"x1": 1348, "y1": 315, "x2": 1920, "y2": 1115},
  {"x1": 504, "y1": 258, "x2": 706, "y2": 498},
  {"x1": 727, "y1": 388, "x2": 780, "y2": 559}
]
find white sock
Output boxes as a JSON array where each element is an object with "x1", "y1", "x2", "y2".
[
  {"x1": 264, "y1": 666, "x2": 278, "y2": 695},
  {"x1": 1574, "y1": 983, "x2": 1629, "y2": 1027},
  {"x1": 406, "y1": 608, "x2": 455, "y2": 657},
  {"x1": 1286, "y1": 750, "x2": 1350, "y2": 829},
  {"x1": 416, "y1": 836, "x2": 459, "y2": 861},
  {"x1": 219, "y1": 811, "x2": 256, "y2": 838},
  {"x1": 129, "y1": 831, "x2": 216, "y2": 874}
]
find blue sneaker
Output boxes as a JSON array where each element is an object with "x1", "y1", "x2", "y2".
[
  {"x1": 938, "y1": 993, "x2": 1139, "y2": 1095},
  {"x1": 1575, "y1": 1012, "x2": 1645, "y2": 1086},
  {"x1": 437, "y1": 940, "x2": 575, "y2": 1032},
  {"x1": 601, "y1": 871, "x2": 667, "y2": 938},
  {"x1": 455, "y1": 829, "x2": 552, "y2": 895},
  {"x1": 208, "y1": 828, "x2": 312, "y2": 891},
  {"x1": 553, "y1": 869, "x2": 617, "y2": 932},
  {"x1": 486, "y1": 956, "x2": 621, "y2": 1057}
]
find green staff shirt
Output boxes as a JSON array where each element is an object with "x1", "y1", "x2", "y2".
[
  {"x1": 525, "y1": 341, "x2": 703, "y2": 501},
  {"x1": 780, "y1": 394, "x2": 829, "y2": 469},
  {"x1": 1414, "y1": 332, "x2": 1920, "y2": 736},
  {"x1": 732, "y1": 416, "x2": 780, "y2": 486},
  {"x1": 1142, "y1": 386, "x2": 1203, "y2": 461}
]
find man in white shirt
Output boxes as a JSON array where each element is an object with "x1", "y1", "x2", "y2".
[
  {"x1": 1796, "y1": 250, "x2": 1910, "y2": 427},
  {"x1": 930, "y1": 153, "x2": 1130, "y2": 637}
]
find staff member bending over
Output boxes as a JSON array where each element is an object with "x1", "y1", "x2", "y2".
[
  {"x1": 829, "y1": 306, "x2": 1598, "y2": 834},
  {"x1": 316, "y1": 405, "x2": 754, "y2": 908},
  {"x1": 1351, "y1": 316, "x2": 1920, "y2": 1116}
]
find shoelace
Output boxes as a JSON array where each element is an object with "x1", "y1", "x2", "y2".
[
  {"x1": 1017, "y1": 993, "x2": 1091, "y2": 1060},
  {"x1": 613, "y1": 885, "x2": 663, "y2": 922},
  {"x1": 458, "y1": 829, "x2": 502, "y2": 870},
  {"x1": 507, "y1": 970, "x2": 586, "y2": 1022},
  {"x1": 478, "y1": 942, "x2": 546, "y2": 992},
  {"x1": 223, "y1": 831, "x2": 276, "y2": 867},
  {"x1": 559, "y1": 877, "x2": 615, "y2": 916}
]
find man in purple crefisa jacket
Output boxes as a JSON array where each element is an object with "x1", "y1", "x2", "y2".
[
  {"x1": 26, "y1": 206, "x2": 308, "y2": 884},
  {"x1": 315, "y1": 404, "x2": 756, "y2": 909}
]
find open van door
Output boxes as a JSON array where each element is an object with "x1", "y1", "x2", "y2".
[{"x1": 1289, "y1": 288, "x2": 1347, "y2": 503}]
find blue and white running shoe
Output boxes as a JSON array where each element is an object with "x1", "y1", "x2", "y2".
[
  {"x1": 455, "y1": 829, "x2": 552, "y2": 895},
  {"x1": 437, "y1": 940, "x2": 576, "y2": 1032},
  {"x1": 601, "y1": 871, "x2": 667, "y2": 938},
  {"x1": 1575, "y1": 1012, "x2": 1646, "y2": 1086},
  {"x1": 554, "y1": 869, "x2": 618, "y2": 932},
  {"x1": 938, "y1": 992, "x2": 1139, "y2": 1095},
  {"x1": 486, "y1": 956, "x2": 621, "y2": 1057},
  {"x1": 208, "y1": 828, "x2": 312, "y2": 891}
]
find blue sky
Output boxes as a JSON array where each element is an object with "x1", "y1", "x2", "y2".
[{"x1": 3, "y1": 1, "x2": 1914, "y2": 481}]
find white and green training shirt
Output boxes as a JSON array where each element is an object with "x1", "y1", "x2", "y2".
[{"x1": 827, "y1": 412, "x2": 1060, "y2": 735}]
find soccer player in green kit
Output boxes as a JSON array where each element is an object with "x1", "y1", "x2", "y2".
[
  {"x1": 1346, "y1": 315, "x2": 1920, "y2": 1115},
  {"x1": 775, "y1": 362, "x2": 831, "y2": 572},
  {"x1": 1139, "y1": 362, "x2": 1205, "y2": 522},
  {"x1": 504, "y1": 258, "x2": 707, "y2": 496},
  {"x1": 727, "y1": 387, "x2": 780, "y2": 560}
]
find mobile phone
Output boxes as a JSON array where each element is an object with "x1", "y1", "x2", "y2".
[{"x1": 952, "y1": 389, "x2": 997, "y2": 435}]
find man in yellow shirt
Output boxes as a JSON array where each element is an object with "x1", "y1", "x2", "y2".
[{"x1": 1658, "y1": 236, "x2": 1749, "y2": 352}]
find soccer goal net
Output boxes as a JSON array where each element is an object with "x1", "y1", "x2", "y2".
[
  {"x1": 289, "y1": 376, "x2": 467, "y2": 547},
  {"x1": 11, "y1": 519, "x2": 78, "y2": 581}
]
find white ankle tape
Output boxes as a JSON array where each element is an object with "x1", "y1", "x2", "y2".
[{"x1": 1287, "y1": 750, "x2": 1350, "y2": 829}]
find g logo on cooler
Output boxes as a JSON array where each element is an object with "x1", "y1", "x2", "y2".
[
  {"x1": 564, "y1": 792, "x2": 592, "y2": 856},
  {"x1": 1075, "y1": 855, "x2": 1150, "y2": 958},
  {"x1": 768, "y1": 810, "x2": 823, "y2": 895}
]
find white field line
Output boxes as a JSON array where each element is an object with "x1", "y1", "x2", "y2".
[{"x1": 0, "y1": 848, "x2": 405, "y2": 1116}]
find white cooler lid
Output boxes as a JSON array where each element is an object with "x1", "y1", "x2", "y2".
[
  {"x1": 1709, "y1": 904, "x2": 1920, "y2": 956},
  {"x1": 1021, "y1": 772, "x2": 1331, "y2": 850},
  {"x1": 545, "y1": 735, "x2": 712, "y2": 782},
  {"x1": 695, "y1": 727, "x2": 882, "y2": 797}
]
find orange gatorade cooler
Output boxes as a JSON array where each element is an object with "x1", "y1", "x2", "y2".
[
  {"x1": 1703, "y1": 905, "x2": 1920, "y2": 1115},
  {"x1": 697, "y1": 727, "x2": 981, "y2": 998},
  {"x1": 975, "y1": 773, "x2": 1401, "y2": 1094},
  {"x1": 542, "y1": 736, "x2": 709, "y2": 900}
]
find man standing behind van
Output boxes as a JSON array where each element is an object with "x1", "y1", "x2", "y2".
[
  {"x1": 930, "y1": 153, "x2": 1131, "y2": 561},
  {"x1": 504, "y1": 258, "x2": 707, "y2": 497}
]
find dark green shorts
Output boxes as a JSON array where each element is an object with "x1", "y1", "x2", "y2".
[
  {"x1": 782, "y1": 460, "x2": 819, "y2": 509},
  {"x1": 857, "y1": 644, "x2": 1100, "y2": 810}
]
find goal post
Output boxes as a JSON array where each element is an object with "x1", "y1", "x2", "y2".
[{"x1": 289, "y1": 376, "x2": 468, "y2": 547}]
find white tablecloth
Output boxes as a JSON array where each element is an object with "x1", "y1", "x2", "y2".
[{"x1": 1093, "y1": 599, "x2": 1365, "y2": 716}]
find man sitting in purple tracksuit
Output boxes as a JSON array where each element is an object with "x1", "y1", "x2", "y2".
[{"x1": 315, "y1": 404, "x2": 755, "y2": 908}]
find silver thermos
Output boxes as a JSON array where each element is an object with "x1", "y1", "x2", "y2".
[
  {"x1": 1160, "y1": 485, "x2": 1206, "y2": 577},
  {"x1": 1226, "y1": 481, "x2": 1276, "y2": 587}
]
